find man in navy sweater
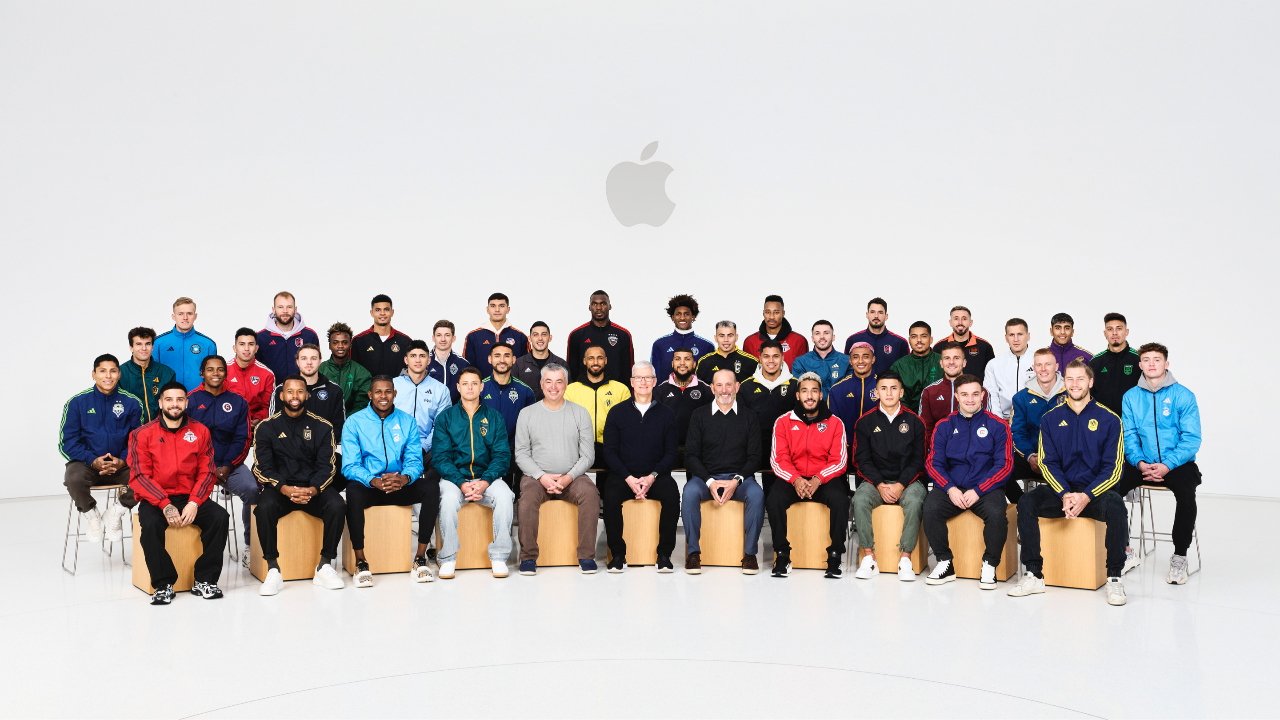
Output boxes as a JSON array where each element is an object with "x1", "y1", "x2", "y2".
[
  {"x1": 601, "y1": 361, "x2": 680, "y2": 573},
  {"x1": 1009, "y1": 359, "x2": 1129, "y2": 605},
  {"x1": 256, "y1": 291, "x2": 321, "y2": 382},
  {"x1": 187, "y1": 356, "x2": 253, "y2": 548},
  {"x1": 844, "y1": 297, "x2": 910, "y2": 377}
]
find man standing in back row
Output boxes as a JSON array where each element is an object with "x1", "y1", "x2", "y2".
[
  {"x1": 741, "y1": 294, "x2": 808, "y2": 367},
  {"x1": 465, "y1": 293, "x2": 528, "y2": 379},
  {"x1": 155, "y1": 297, "x2": 217, "y2": 391},
  {"x1": 256, "y1": 291, "x2": 320, "y2": 381},
  {"x1": 353, "y1": 294, "x2": 413, "y2": 379},
  {"x1": 1088, "y1": 313, "x2": 1140, "y2": 414},
  {"x1": 844, "y1": 297, "x2": 909, "y2": 377},
  {"x1": 514, "y1": 321, "x2": 566, "y2": 399},
  {"x1": 650, "y1": 294, "x2": 715, "y2": 382},
  {"x1": 567, "y1": 290, "x2": 634, "y2": 383},
  {"x1": 932, "y1": 306, "x2": 995, "y2": 381}
]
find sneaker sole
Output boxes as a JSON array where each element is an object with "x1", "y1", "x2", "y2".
[
  {"x1": 924, "y1": 575, "x2": 955, "y2": 585},
  {"x1": 685, "y1": 568, "x2": 702, "y2": 575},
  {"x1": 437, "y1": 573, "x2": 455, "y2": 580},
  {"x1": 979, "y1": 581, "x2": 997, "y2": 590},
  {"x1": 1108, "y1": 596, "x2": 1128, "y2": 606},
  {"x1": 519, "y1": 570, "x2": 537, "y2": 576},
  {"x1": 580, "y1": 569, "x2": 598, "y2": 575},
  {"x1": 607, "y1": 567, "x2": 623, "y2": 574},
  {"x1": 742, "y1": 568, "x2": 759, "y2": 575},
  {"x1": 1008, "y1": 587, "x2": 1045, "y2": 597},
  {"x1": 657, "y1": 567, "x2": 673, "y2": 574},
  {"x1": 492, "y1": 570, "x2": 509, "y2": 578}
]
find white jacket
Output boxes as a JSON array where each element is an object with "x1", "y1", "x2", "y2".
[{"x1": 983, "y1": 351, "x2": 1035, "y2": 419}]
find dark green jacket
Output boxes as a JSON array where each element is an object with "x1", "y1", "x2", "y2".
[
  {"x1": 119, "y1": 359, "x2": 176, "y2": 423},
  {"x1": 320, "y1": 358, "x2": 371, "y2": 415},
  {"x1": 890, "y1": 351, "x2": 942, "y2": 411},
  {"x1": 431, "y1": 403, "x2": 511, "y2": 486}
]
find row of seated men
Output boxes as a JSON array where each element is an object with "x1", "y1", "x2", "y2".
[{"x1": 61, "y1": 324, "x2": 1200, "y2": 606}]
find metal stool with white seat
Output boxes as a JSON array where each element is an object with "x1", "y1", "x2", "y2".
[
  {"x1": 1128, "y1": 485, "x2": 1201, "y2": 575},
  {"x1": 61, "y1": 484, "x2": 131, "y2": 574}
]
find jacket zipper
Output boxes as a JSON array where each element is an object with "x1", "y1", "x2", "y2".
[{"x1": 1152, "y1": 390, "x2": 1163, "y2": 463}]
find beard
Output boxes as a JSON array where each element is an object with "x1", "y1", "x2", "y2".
[{"x1": 673, "y1": 369, "x2": 692, "y2": 383}]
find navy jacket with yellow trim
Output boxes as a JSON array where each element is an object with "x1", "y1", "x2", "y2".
[{"x1": 1037, "y1": 399, "x2": 1123, "y2": 498}]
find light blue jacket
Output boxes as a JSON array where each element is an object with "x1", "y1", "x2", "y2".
[
  {"x1": 393, "y1": 373, "x2": 452, "y2": 453},
  {"x1": 790, "y1": 349, "x2": 851, "y2": 396},
  {"x1": 341, "y1": 406, "x2": 424, "y2": 487},
  {"x1": 1121, "y1": 371, "x2": 1201, "y2": 470},
  {"x1": 154, "y1": 326, "x2": 217, "y2": 391}
]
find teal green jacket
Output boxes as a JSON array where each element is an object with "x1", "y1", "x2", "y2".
[
  {"x1": 431, "y1": 403, "x2": 511, "y2": 486},
  {"x1": 320, "y1": 358, "x2": 371, "y2": 414},
  {"x1": 890, "y1": 351, "x2": 942, "y2": 411}
]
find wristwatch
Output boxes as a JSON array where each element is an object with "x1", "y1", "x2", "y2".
[{"x1": 732, "y1": 474, "x2": 744, "y2": 483}]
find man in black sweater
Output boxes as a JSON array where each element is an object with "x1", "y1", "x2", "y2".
[
  {"x1": 654, "y1": 348, "x2": 713, "y2": 468},
  {"x1": 601, "y1": 360, "x2": 680, "y2": 573},
  {"x1": 680, "y1": 369, "x2": 764, "y2": 575}
]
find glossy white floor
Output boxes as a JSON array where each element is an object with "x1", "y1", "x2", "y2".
[{"x1": 8, "y1": 490, "x2": 1275, "y2": 719}]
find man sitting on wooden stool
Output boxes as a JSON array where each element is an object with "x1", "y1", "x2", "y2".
[
  {"x1": 343, "y1": 376, "x2": 436, "y2": 587},
  {"x1": 601, "y1": 361, "x2": 680, "y2": 573},
  {"x1": 433, "y1": 367, "x2": 515, "y2": 579},
  {"x1": 1009, "y1": 359, "x2": 1129, "y2": 605},
  {"x1": 850, "y1": 371, "x2": 928, "y2": 581},
  {"x1": 680, "y1": 369, "x2": 765, "y2": 575},
  {"x1": 922, "y1": 374, "x2": 1013, "y2": 589},
  {"x1": 514, "y1": 363, "x2": 600, "y2": 575},
  {"x1": 128, "y1": 382, "x2": 229, "y2": 605},
  {"x1": 765, "y1": 372, "x2": 849, "y2": 578},
  {"x1": 253, "y1": 375, "x2": 345, "y2": 596}
]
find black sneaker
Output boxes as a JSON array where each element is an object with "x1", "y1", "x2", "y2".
[
  {"x1": 825, "y1": 553, "x2": 843, "y2": 579},
  {"x1": 356, "y1": 560, "x2": 370, "y2": 573},
  {"x1": 925, "y1": 559, "x2": 956, "y2": 585},
  {"x1": 656, "y1": 556, "x2": 674, "y2": 573},
  {"x1": 190, "y1": 581, "x2": 224, "y2": 600},
  {"x1": 606, "y1": 557, "x2": 625, "y2": 573},
  {"x1": 426, "y1": 548, "x2": 438, "y2": 564},
  {"x1": 772, "y1": 552, "x2": 792, "y2": 578},
  {"x1": 150, "y1": 584, "x2": 175, "y2": 605}
]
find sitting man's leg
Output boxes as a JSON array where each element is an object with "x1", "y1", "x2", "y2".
[
  {"x1": 190, "y1": 499, "x2": 229, "y2": 598},
  {"x1": 764, "y1": 480, "x2": 802, "y2": 572},
  {"x1": 136, "y1": 500, "x2": 179, "y2": 601},
  {"x1": 561, "y1": 475, "x2": 601, "y2": 568},
  {"x1": 516, "y1": 475, "x2": 549, "y2": 570},
  {"x1": 1007, "y1": 484, "x2": 1064, "y2": 597},
  {"x1": 680, "y1": 476, "x2": 713, "y2": 573},
  {"x1": 732, "y1": 475, "x2": 765, "y2": 573},
  {"x1": 851, "y1": 482, "x2": 884, "y2": 576}
]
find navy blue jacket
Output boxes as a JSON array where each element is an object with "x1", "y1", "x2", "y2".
[
  {"x1": 845, "y1": 328, "x2": 910, "y2": 377},
  {"x1": 481, "y1": 376, "x2": 536, "y2": 451},
  {"x1": 1038, "y1": 399, "x2": 1123, "y2": 498},
  {"x1": 463, "y1": 325, "x2": 529, "y2": 379},
  {"x1": 829, "y1": 373, "x2": 878, "y2": 440},
  {"x1": 926, "y1": 410, "x2": 1012, "y2": 496},
  {"x1": 187, "y1": 388, "x2": 251, "y2": 467},
  {"x1": 59, "y1": 387, "x2": 143, "y2": 463},
  {"x1": 428, "y1": 351, "x2": 472, "y2": 403},
  {"x1": 650, "y1": 330, "x2": 715, "y2": 382},
  {"x1": 256, "y1": 325, "x2": 320, "y2": 382},
  {"x1": 602, "y1": 400, "x2": 678, "y2": 477}
]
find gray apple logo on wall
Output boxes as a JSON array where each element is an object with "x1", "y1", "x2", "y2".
[{"x1": 606, "y1": 141, "x2": 675, "y2": 227}]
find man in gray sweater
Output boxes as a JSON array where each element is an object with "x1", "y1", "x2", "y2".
[{"x1": 514, "y1": 363, "x2": 601, "y2": 575}]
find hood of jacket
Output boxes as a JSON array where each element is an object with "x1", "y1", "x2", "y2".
[
  {"x1": 751, "y1": 363, "x2": 793, "y2": 391},
  {"x1": 266, "y1": 311, "x2": 308, "y2": 339},
  {"x1": 790, "y1": 398, "x2": 833, "y2": 424},
  {"x1": 1136, "y1": 370, "x2": 1179, "y2": 393},
  {"x1": 1025, "y1": 373, "x2": 1065, "y2": 398},
  {"x1": 756, "y1": 317, "x2": 795, "y2": 341}
]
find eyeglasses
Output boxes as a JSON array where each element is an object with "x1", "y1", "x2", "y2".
[{"x1": 631, "y1": 376, "x2": 657, "y2": 382}]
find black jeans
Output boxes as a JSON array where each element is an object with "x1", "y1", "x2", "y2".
[
  {"x1": 345, "y1": 479, "x2": 438, "y2": 550},
  {"x1": 765, "y1": 480, "x2": 850, "y2": 556},
  {"x1": 1017, "y1": 484, "x2": 1128, "y2": 577},
  {"x1": 254, "y1": 485, "x2": 346, "y2": 561},
  {"x1": 1114, "y1": 462, "x2": 1201, "y2": 556},
  {"x1": 923, "y1": 486, "x2": 1009, "y2": 565},
  {"x1": 137, "y1": 494, "x2": 228, "y2": 588},
  {"x1": 601, "y1": 473, "x2": 680, "y2": 561}
]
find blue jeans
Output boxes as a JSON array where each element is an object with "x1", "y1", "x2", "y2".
[
  {"x1": 680, "y1": 473, "x2": 765, "y2": 556},
  {"x1": 437, "y1": 479, "x2": 515, "y2": 562}
]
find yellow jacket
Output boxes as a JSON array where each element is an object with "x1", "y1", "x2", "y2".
[{"x1": 564, "y1": 380, "x2": 631, "y2": 444}]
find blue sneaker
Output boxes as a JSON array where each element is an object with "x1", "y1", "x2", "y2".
[
  {"x1": 579, "y1": 558, "x2": 598, "y2": 574},
  {"x1": 518, "y1": 560, "x2": 537, "y2": 576}
]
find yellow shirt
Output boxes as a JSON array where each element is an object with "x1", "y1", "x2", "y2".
[{"x1": 564, "y1": 380, "x2": 631, "y2": 444}]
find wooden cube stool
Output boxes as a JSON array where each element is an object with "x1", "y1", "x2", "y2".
[
  {"x1": 698, "y1": 500, "x2": 745, "y2": 567},
  {"x1": 436, "y1": 503, "x2": 496, "y2": 570},
  {"x1": 607, "y1": 499, "x2": 660, "y2": 566},
  {"x1": 535, "y1": 499, "x2": 579, "y2": 567},
  {"x1": 1039, "y1": 517, "x2": 1107, "y2": 590},
  {"x1": 343, "y1": 505, "x2": 413, "y2": 575},
  {"x1": 131, "y1": 513, "x2": 203, "y2": 594},
  {"x1": 250, "y1": 508, "x2": 324, "y2": 581},
  {"x1": 870, "y1": 504, "x2": 928, "y2": 574},
  {"x1": 947, "y1": 503, "x2": 1018, "y2": 581},
  {"x1": 786, "y1": 502, "x2": 831, "y2": 569}
]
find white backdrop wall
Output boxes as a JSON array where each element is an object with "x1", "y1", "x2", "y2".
[{"x1": 2, "y1": 2, "x2": 1275, "y2": 499}]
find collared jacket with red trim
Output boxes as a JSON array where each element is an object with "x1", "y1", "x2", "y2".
[
  {"x1": 852, "y1": 407, "x2": 926, "y2": 486},
  {"x1": 256, "y1": 312, "x2": 321, "y2": 382},
  {"x1": 926, "y1": 410, "x2": 1012, "y2": 496},
  {"x1": 932, "y1": 334, "x2": 996, "y2": 381},
  {"x1": 566, "y1": 320, "x2": 634, "y2": 383},
  {"x1": 226, "y1": 360, "x2": 276, "y2": 427},
  {"x1": 742, "y1": 318, "x2": 808, "y2": 368},
  {"x1": 127, "y1": 417, "x2": 217, "y2": 507},
  {"x1": 187, "y1": 388, "x2": 251, "y2": 467},
  {"x1": 464, "y1": 324, "x2": 529, "y2": 379},
  {"x1": 769, "y1": 404, "x2": 847, "y2": 484},
  {"x1": 352, "y1": 326, "x2": 413, "y2": 380}
]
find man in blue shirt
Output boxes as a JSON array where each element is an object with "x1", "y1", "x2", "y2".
[
  {"x1": 154, "y1": 296, "x2": 216, "y2": 390},
  {"x1": 791, "y1": 320, "x2": 850, "y2": 396}
]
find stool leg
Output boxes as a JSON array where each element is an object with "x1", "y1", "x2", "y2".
[
  {"x1": 101, "y1": 489, "x2": 115, "y2": 559},
  {"x1": 61, "y1": 499, "x2": 79, "y2": 575},
  {"x1": 224, "y1": 491, "x2": 240, "y2": 562}
]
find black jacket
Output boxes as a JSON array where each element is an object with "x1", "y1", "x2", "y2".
[
  {"x1": 271, "y1": 377, "x2": 347, "y2": 440},
  {"x1": 566, "y1": 321, "x2": 635, "y2": 383},
  {"x1": 852, "y1": 407, "x2": 926, "y2": 486},
  {"x1": 695, "y1": 349, "x2": 758, "y2": 384},
  {"x1": 514, "y1": 351, "x2": 567, "y2": 400},
  {"x1": 738, "y1": 377, "x2": 799, "y2": 464},
  {"x1": 352, "y1": 327, "x2": 413, "y2": 380},
  {"x1": 1088, "y1": 346, "x2": 1140, "y2": 415},
  {"x1": 602, "y1": 400, "x2": 677, "y2": 477},
  {"x1": 685, "y1": 404, "x2": 761, "y2": 480},
  {"x1": 252, "y1": 410, "x2": 337, "y2": 490},
  {"x1": 655, "y1": 379, "x2": 713, "y2": 444}
]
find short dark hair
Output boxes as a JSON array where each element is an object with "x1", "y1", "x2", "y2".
[
  {"x1": 406, "y1": 339, "x2": 430, "y2": 354},
  {"x1": 867, "y1": 297, "x2": 888, "y2": 311},
  {"x1": 591, "y1": 289, "x2": 610, "y2": 299},
  {"x1": 811, "y1": 319, "x2": 833, "y2": 331},
  {"x1": 433, "y1": 319, "x2": 456, "y2": 334},
  {"x1": 764, "y1": 294, "x2": 784, "y2": 306},
  {"x1": 487, "y1": 292, "x2": 509, "y2": 304},
  {"x1": 127, "y1": 327, "x2": 156, "y2": 344},
  {"x1": 666, "y1": 294, "x2": 699, "y2": 318},
  {"x1": 1005, "y1": 317, "x2": 1028, "y2": 331},
  {"x1": 530, "y1": 320, "x2": 550, "y2": 333},
  {"x1": 1104, "y1": 312, "x2": 1128, "y2": 325},
  {"x1": 93, "y1": 353, "x2": 120, "y2": 370},
  {"x1": 159, "y1": 380, "x2": 187, "y2": 396},
  {"x1": 1064, "y1": 358, "x2": 1094, "y2": 379},
  {"x1": 490, "y1": 342, "x2": 515, "y2": 356},
  {"x1": 877, "y1": 370, "x2": 903, "y2": 386},
  {"x1": 235, "y1": 327, "x2": 256, "y2": 342},
  {"x1": 954, "y1": 373, "x2": 983, "y2": 391},
  {"x1": 295, "y1": 343, "x2": 322, "y2": 359},
  {"x1": 200, "y1": 354, "x2": 227, "y2": 372},
  {"x1": 1051, "y1": 312, "x2": 1075, "y2": 326},
  {"x1": 938, "y1": 341, "x2": 965, "y2": 355},
  {"x1": 909, "y1": 321, "x2": 932, "y2": 335},
  {"x1": 672, "y1": 347, "x2": 695, "y2": 359},
  {"x1": 1138, "y1": 342, "x2": 1168, "y2": 359},
  {"x1": 327, "y1": 322, "x2": 353, "y2": 340},
  {"x1": 757, "y1": 339, "x2": 784, "y2": 354},
  {"x1": 280, "y1": 374, "x2": 308, "y2": 389},
  {"x1": 370, "y1": 374, "x2": 395, "y2": 388},
  {"x1": 949, "y1": 305, "x2": 971, "y2": 316},
  {"x1": 457, "y1": 367, "x2": 483, "y2": 382},
  {"x1": 371, "y1": 294, "x2": 393, "y2": 307}
]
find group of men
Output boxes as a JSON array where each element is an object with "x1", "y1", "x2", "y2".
[{"x1": 59, "y1": 291, "x2": 1202, "y2": 607}]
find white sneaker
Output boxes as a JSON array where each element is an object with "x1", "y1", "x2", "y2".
[
  {"x1": 438, "y1": 560, "x2": 456, "y2": 580},
  {"x1": 84, "y1": 508, "x2": 104, "y2": 543},
  {"x1": 853, "y1": 555, "x2": 878, "y2": 580},
  {"x1": 979, "y1": 561, "x2": 997, "y2": 589},
  {"x1": 259, "y1": 568, "x2": 284, "y2": 596},
  {"x1": 897, "y1": 556, "x2": 916, "y2": 582},
  {"x1": 1007, "y1": 574, "x2": 1045, "y2": 597},
  {"x1": 313, "y1": 563, "x2": 344, "y2": 590},
  {"x1": 1166, "y1": 555, "x2": 1189, "y2": 585},
  {"x1": 924, "y1": 559, "x2": 954, "y2": 585},
  {"x1": 413, "y1": 557, "x2": 435, "y2": 583},
  {"x1": 491, "y1": 559, "x2": 509, "y2": 578},
  {"x1": 1122, "y1": 547, "x2": 1141, "y2": 575},
  {"x1": 103, "y1": 504, "x2": 128, "y2": 542},
  {"x1": 1106, "y1": 577, "x2": 1127, "y2": 605},
  {"x1": 354, "y1": 569, "x2": 374, "y2": 588}
]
